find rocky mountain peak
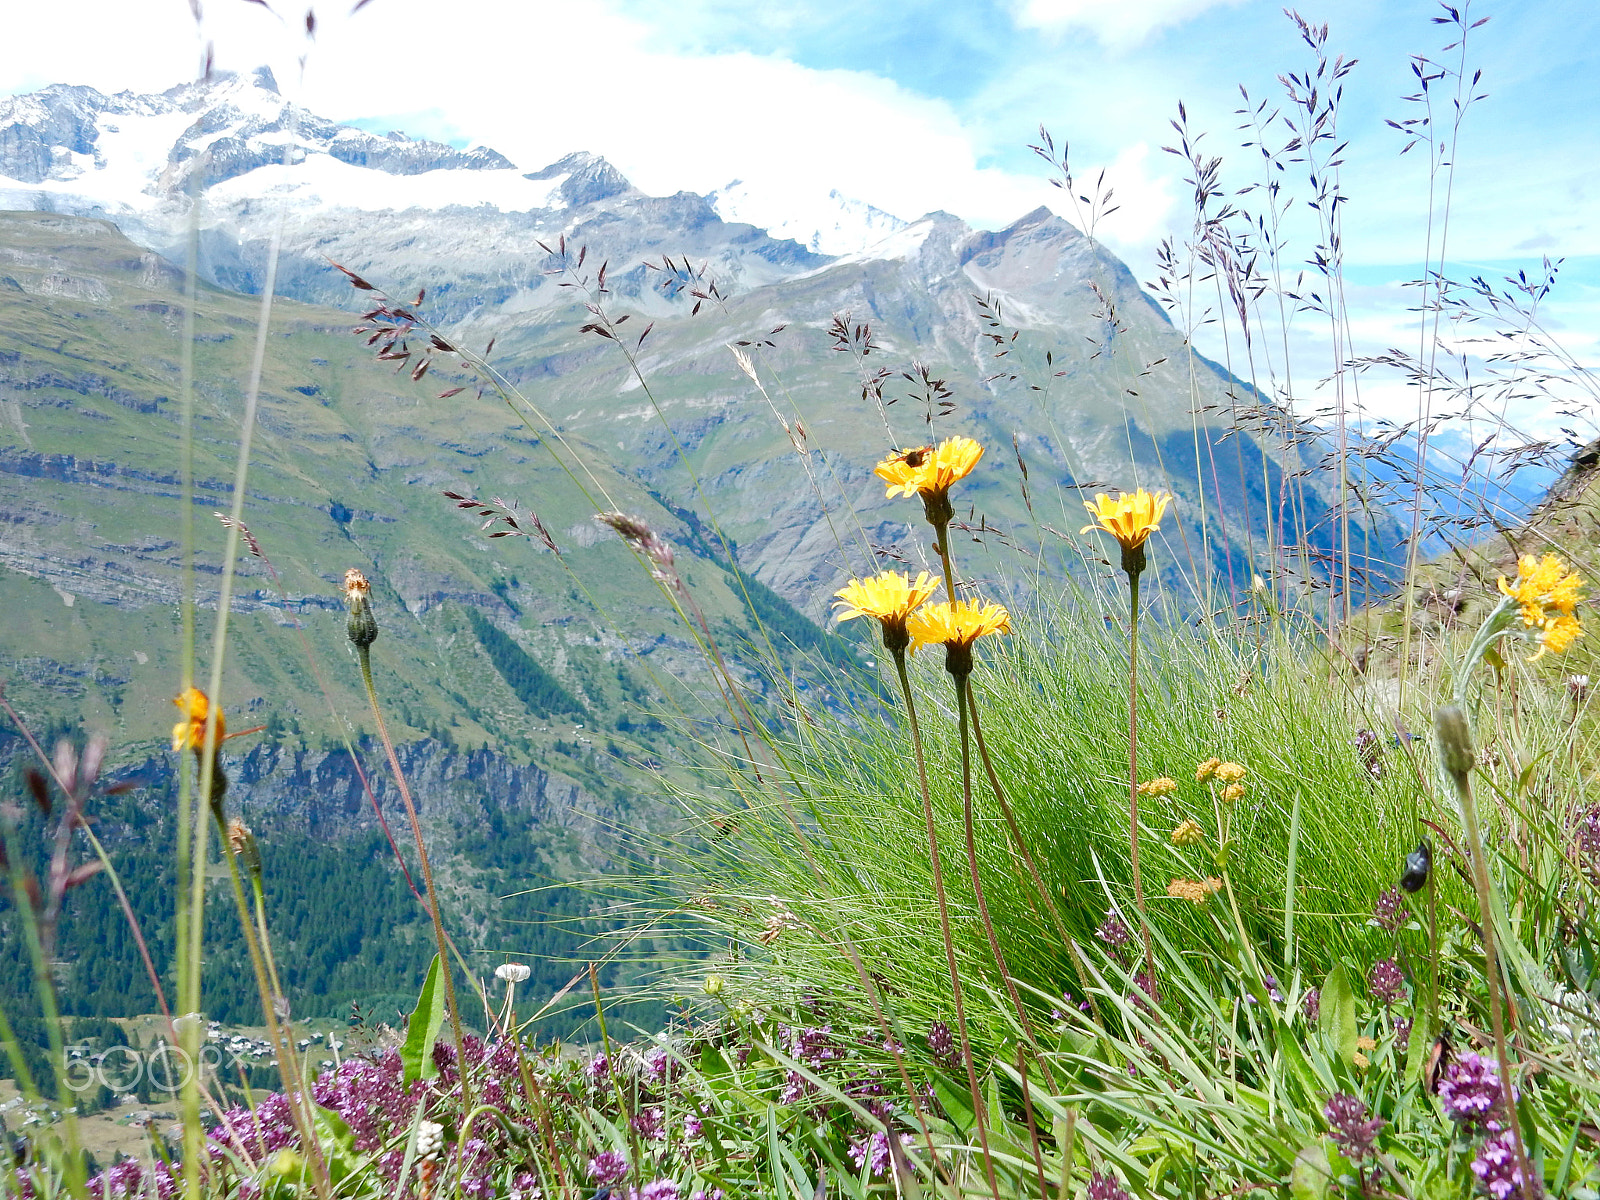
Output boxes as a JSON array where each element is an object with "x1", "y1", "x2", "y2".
[{"x1": 524, "y1": 151, "x2": 634, "y2": 206}]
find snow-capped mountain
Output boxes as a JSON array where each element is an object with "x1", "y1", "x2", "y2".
[{"x1": 0, "y1": 68, "x2": 922, "y2": 309}]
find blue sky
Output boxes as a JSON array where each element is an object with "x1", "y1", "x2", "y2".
[{"x1": 7, "y1": 0, "x2": 1597, "y2": 430}]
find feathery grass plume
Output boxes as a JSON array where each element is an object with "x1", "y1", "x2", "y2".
[{"x1": 1082, "y1": 487, "x2": 1172, "y2": 983}]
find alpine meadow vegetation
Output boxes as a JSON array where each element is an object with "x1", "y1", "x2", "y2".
[{"x1": 3, "y1": 4, "x2": 1600, "y2": 1200}]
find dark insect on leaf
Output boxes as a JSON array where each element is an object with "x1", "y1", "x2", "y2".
[
  {"x1": 1425, "y1": 1028, "x2": 1451, "y2": 1094},
  {"x1": 26, "y1": 769, "x2": 50, "y2": 816},
  {"x1": 1400, "y1": 838, "x2": 1431, "y2": 893}
]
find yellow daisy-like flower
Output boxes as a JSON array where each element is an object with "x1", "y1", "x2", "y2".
[
  {"x1": 1080, "y1": 488, "x2": 1172, "y2": 551},
  {"x1": 833, "y1": 570, "x2": 940, "y2": 654},
  {"x1": 1137, "y1": 777, "x2": 1179, "y2": 797},
  {"x1": 1212, "y1": 761, "x2": 1246, "y2": 784},
  {"x1": 1170, "y1": 818, "x2": 1203, "y2": 846},
  {"x1": 874, "y1": 437, "x2": 985, "y2": 502},
  {"x1": 1497, "y1": 553, "x2": 1585, "y2": 661},
  {"x1": 905, "y1": 598, "x2": 1012, "y2": 652},
  {"x1": 171, "y1": 687, "x2": 225, "y2": 753},
  {"x1": 1167, "y1": 876, "x2": 1222, "y2": 905},
  {"x1": 1195, "y1": 757, "x2": 1222, "y2": 782}
]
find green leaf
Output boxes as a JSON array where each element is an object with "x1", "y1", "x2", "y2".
[
  {"x1": 1290, "y1": 1141, "x2": 1331, "y2": 1200},
  {"x1": 1318, "y1": 962, "x2": 1357, "y2": 1064},
  {"x1": 931, "y1": 1073, "x2": 975, "y2": 1135},
  {"x1": 401, "y1": 953, "x2": 447, "y2": 1084}
]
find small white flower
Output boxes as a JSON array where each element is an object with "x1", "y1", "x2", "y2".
[{"x1": 495, "y1": 963, "x2": 532, "y2": 985}]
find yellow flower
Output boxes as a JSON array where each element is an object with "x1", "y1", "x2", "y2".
[
  {"x1": 874, "y1": 437, "x2": 985, "y2": 501},
  {"x1": 1498, "y1": 553, "x2": 1585, "y2": 660},
  {"x1": 1170, "y1": 818, "x2": 1203, "y2": 846},
  {"x1": 1138, "y1": 777, "x2": 1179, "y2": 797},
  {"x1": 1080, "y1": 488, "x2": 1172, "y2": 551},
  {"x1": 1195, "y1": 757, "x2": 1222, "y2": 782},
  {"x1": 1213, "y1": 761, "x2": 1246, "y2": 783},
  {"x1": 1167, "y1": 877, "x2": 1222, "y2": 905},
  {"x1": 905, "y1": 598, "x2": 1012, "y2": 653},
  {"x1": 1220, "y1": 782, "x2": 1245, "y2": 803},
  {"x1": 833, "y1": 570, "x2": 940, "y2": 654},
  {"x1": 1353, "y1": 1052, "x2": 1370, "y2": 1069},
  {"x1": 1356, "y1": 1036, "x2": 1377, "y2": 1052},
  {"x1": 171, "y1": 687, "x2": 225, "y2": 753},
  {"x1": 834, "y1": 571, "x2": 939, "y2": 625}
]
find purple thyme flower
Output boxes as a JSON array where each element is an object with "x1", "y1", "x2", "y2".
[
  {"x1": 683, "y1": 1115, "x2": 702, "y2": 1138},
  {"x1": 1438, "y1": 1052, "x2": 1512, "y2": 1129},
  {"x1": 1323, "y1": 1093, "x2": 1384, "y2": 1161},
  {"x1": 1373, "y1": 886, "x2": 1410, "y2": 933},
  {"x1": 631, "y1": 1107, "x2": 666, "y2": 1141},
  {"x1": 637, "y1": 1182, "x2": 680, "y2": 1200},
  {"x1": 1473, "y1": 1128, "x2": 1541, "y2": 1200},
  {"x1": 690, "y1": 1190, "x2": 725, "y2": 1200},
  {"x1": 1097, "y1": 913, "x2": 1132, "y2": 954},
  {"x1": 1369, "y1": 957, "x2": 1406, "y2": 1007},
  {"x1": 1302, "y1": 987, "x2": 1320, "y2": 1022},
  {"x1": 1263, "y1": 974, "x2": 1285, "y2": 1003},
  {"x1": 589, "y1": 1150, "x2": 629, "y2": 1186},
  {"x1": 848, "y1": 1130, "x2": 913, "y2": 1178},
  {"x1": 585, "y1": 1052, "x2": 611, "y2": 1085},
  {"x1": 1086, "y1": 1170, "x2": 1132, "y2": 1200}
]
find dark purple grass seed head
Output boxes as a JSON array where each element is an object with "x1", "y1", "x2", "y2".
[
  {"x1": 1394, "y1": 1018, "x2": 1413, "y2": 1054},
  {"x1": 1323, "y1": 1092, "x2": 1384, "y2": 1161},
  {"x1": 1369, "y1": 957, "x2": 1407, "y2": 1007},
  {"x1": 1302, "y1": 987, "x2": 1321, "y2": 1022}
]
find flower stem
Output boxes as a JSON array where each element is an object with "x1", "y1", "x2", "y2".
[
  {"x1": 1451, "y1": 760, "x2": 1533, "y2": 1191},
  {"x1": 358, "y1": 646, "x2": 473, "y2": 1111},
  {"x1": 892, "y1": 650, "x2": 999, "y2": 1200},
  {"x1": 1126, "y1": 570, "x2": 1156, "y2": 983},
  {"x1": 953, "y1": 673, "x2": 1049, "y2": 1065}
]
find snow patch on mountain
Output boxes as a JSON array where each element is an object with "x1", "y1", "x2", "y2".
[{"x1": 708, "y1": 179, "x2": 907, "y2": 257}]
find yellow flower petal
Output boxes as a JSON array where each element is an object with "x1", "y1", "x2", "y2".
[
  {"x1": 904, "y1": 598, "x2": 1011, "y2": 653},
  {"x1": 1081, "y1": 488, "x2": 1171, "y2": 550}
]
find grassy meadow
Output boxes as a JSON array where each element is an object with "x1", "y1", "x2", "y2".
[{"x1": 3, "y1": 6, "x2": 1599, "y2": 1200}]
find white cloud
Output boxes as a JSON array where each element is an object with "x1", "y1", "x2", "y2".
[{"x1": 1008, "y1": 0, "x2": 1246, "y2": 48}]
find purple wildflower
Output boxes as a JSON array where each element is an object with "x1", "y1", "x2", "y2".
[
  {"x1": 1130, "y1": 972, "x2": 1161, "y2": 1010},
  {"x1": 690, "y1": 1190, "x2": 726, "y2": 1200},
  {"x1": 848, "y1": 1130, "x2": 913, "y2": 1178},
  {"x1": 683, "y1": 1114, "x2": 702, "y2": 1138},
  {"x1": 1097, "y1": 913, "x2": 1132, "y2": 958},
  {"x1": 1394, "y1": 1018, "x2": 1413, "y2": 1054},
  {"x1": 1473, "y1": 1129, "x2": 1541, "y2": 1200},
  {"x1": 589, "y1": 1150, "x2": 629, "y2": 1186},
  {"x1": 1086, "y1": 1170, "x2": 1132, "y2": 1200},
  {"x1": 1263, "y1": 974, "x2": 1285, "y2": 1003},
  {"x1": 1323, "y1": 1093, "x2": 1384, "y2": 1161},
  {"x1": 585, "y1": 1052, "x2": 611, "y2": 1085},
  {"x1": 1373, "y1": 887, "x2": 1410, "y2": 933},
  {"x1": 1302, "y1": 987, "x2": 1321, "y2": 1022},
  {"x1": 632, "y1": 1107, "x2": 666, "y2": 1141},
  {"x1": 1438, "y1": 1052, "x2": 1512, "y2": 1129},
  {"x1": 1369, "y1": 957, "x2": 1407, "y2": 1007},
  {"x1": 1354, "y1": 728, "x2": 1383, "y2": 778},
  {"x1": 637, "y1": 1182, "x2": 680, "y2": 1200}
]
